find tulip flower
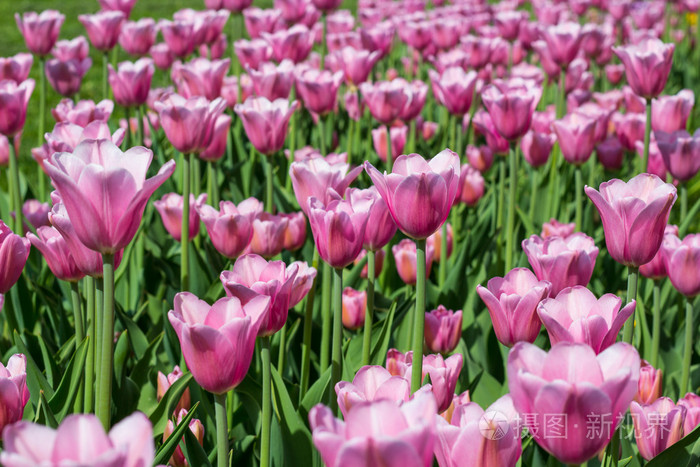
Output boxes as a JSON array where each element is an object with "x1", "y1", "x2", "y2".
[
  {"x1": 154, "y1": 193, "x2": 207, "y2": 242},
  {"x1": 429, "y1": 67, "x2": 478, "y2": 117},
  {"x1": 613, "y1": 38, "x2": 674, "y2": 100},
  {"x1": 280, "y1": 212, "x2": 306, "y2": 252},
  {"x1": 661, "y1": 233, "x2": 700, "y2": 297},
  {"x1": 328, "y1": 46, "x2": 381, "y2": 86},
  {"x1": 678, "y1": 393, "x2": 700, "y2": 436},
  {"x1": 15, "y1": 10, "x2": 65, "y2": 56},
  {"x1": 52, "y1": 36, "x2": 89, "y2": 61},
  {"x1": 27, "y1": 227, "x2": 83, "y2": 282},
  {"x1": 539, "y1": 22, "x2": 583, "y2": 69},
  {"x1": 335, "y1": 365, "x2": 411, "y2": 418},
  {"x1": 262, "y1": 24, "x2": 315, "y2": 64},
  {"x1": 596, "y1": 137, "x2": 625, "y2": 171},
  {"x1": 45, "y1": 58, "x2": 91, "y2": 98},
  {"x1": 149, "y1": 43, "x2": 175, "y2": 70},
  {"x1": 434, "y1": 394, "x2": 522, "y2": 467},
  {"x1": 472, "y1": 110, "x2": 510, "y2": 155},
  {"x1": 635, "y1": 360, "x2": 663, "y2": 405},
  {"x1": 21, "y1": 199, "x2": 50, "y2": 231},
  {"x1": 631, "y1": 398, "x2": 686, "y2": 460},
  {"x1": 197, "y1": 198, "x2": 261, "y2": 259},
  {"x1": 655, "y1": 130, "x2": 700, "y2": 182},
  {"x1": 109, "y1": 58, "x2": 154, "y2": 107},
  {"x1": 246, "y1": 212, "x2": 289, "y2": 258},
  {"x1": 119, "y1": 18, "x2": 157, "y2": 56},
  {"x1": 522, "y1": 233, "x2": 599, "y2": 297},
  {"x1": 79, "y1": 11, "x2": 126, "y2": 52},
  {"x1": 652, "y1": 89, "x2": 694, "y2": 133},
  {"x1": 477, "y1": 268, "x2": 550, "y2": 347},
  {"x1": 154, "y1": 93, "x2": 227, "y2": 154},
  {"x1": 359, "y1": 80, "x2": 413, "y2": 125},
  {"x1": 51, "y1": 98, "x2": 113, "y2": 126},
  {"x1": 200, "y1": 113, "x2": 232, "y2": 162},
  {"x1": 393, "y1": 238, "x2": 435, "y2": 286},
  {"x1": 341, "y1": 287, "x2": 366, "y2": 330},
  {"x1": 288, "y1": 261, "x2": 317, "y2": 308},
  {"x1": 171, "y1": 58, "x2": 230, "y2": 101},
  {"x1": 508, "y1": 342, "x2": 640, "y2": 464},
  {"x1": 234, "y1": 96, "x2": 299, "y2": 156},
  {"x1": 482, "y1": 78, "x2": 541, "y2": 142},
  {"x1": 0, "y1": 54, "x2": 33, "y2": 84},
  {"x1": 98, "y1": 0, "x2": 138, "y2": 17},
  {"x1": 247, "y1": 60, "x2": 295, "y2": 101},
  {"x1": 295, "y1": 68, "x2": 344, "y2": 116},
  {"x1": 309, "y1": 392, "x2": 437, "y2": 467},
  {"x1": 639, "y1": 224, "x2": 678, "y2": 280},
  {"x1": 243, "y1": 7, "x2": 283, "y2": 39},
  {"x1": 290, "y1": 157, "x2": 362, "y2": 215},
  {"x1": 552, "y1": 112, "x2": 597, "y2": 165},
  {"x1": 372, "y1": 125, "x2": 407, "y2": 163},
  {"x1": 521, "y1": 131, "x2": 555, "y2": 168},
  {"x1": 455, "y1": 163, "x2": 485, "y2": 207},
  {"x1": 163, "y1": 408, "x2": 204, "y2": 467},
  {"x1": 156, "y1": 365, "x2": 191, "y2": 413},
  {"x1": 0, "y1": 79, "x2": 34, "y2": 137},
  {"x1": 424, "y1": 305, "x2": 462, "y2": 355},
  {"x1": 541, "y1": 219, "x2": 575, "y2": 239},
  {"x1": 158, "y1": 20, "x2": 196, "y2": 58},
  {"x1": 0, "y1": 220, "x2": 29, "y2": 294},
  {"x1": 0, "y1": 353, "x2": 29, "y2": 439},
  {"x1": 234, "y1": 39, "x2": 273, "y2": 71},
  {"x1": 0, "y1": 412, "x2": 154, "y2": 466},
  {"x1": 466, "y1": 144, "x2": 494, "y2": 172}
]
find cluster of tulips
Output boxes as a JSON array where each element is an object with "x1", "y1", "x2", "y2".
[{"x1": 1, "y1": 0, "x2": 700, "y2": 465}]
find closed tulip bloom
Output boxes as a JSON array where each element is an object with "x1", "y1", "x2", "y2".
[
  {"x1": 0, "y1": 54, "x2": 33, "y2": 84},
  {"x1": 541, "y1": 219, "x2": 575, "y2": 239},
  {"x1": 45, "y1": 58, "x2": 91, "y2": 98},
  {"x1": 0, "y1": 221, "x2": 30, "y2": 293},
  {"x1": 652, "y1": 89, "x2": 694, "y2": 133},
  {"x1": 52, "y1": 37, "x2": 90, "y2": 61},
  {"x1": 631, "y1": 398, "x2": 686, "y2": 460},
  {"x1": 335, "y1": 365, "x2": 410, "y2": 418},
  {"x1": 639, "y1": 224, "x2": 678, "y2": 279},
  {"x1": 309, "y1": 392, "x2": 437, "y2": 467},
  {"x1": 0, "y1": 412, "x2": 154, "y2": 467},
  {"x1": 585, "y1": 174, "x2": 677, "y2": 267},
  {"x1": 429, "y1": 67, "x2": 478, "y2": 117},
  {"x1": 359, "y1": 80, "x2": 412, "y2": 125},
  {"x1": 154, "y1": 193, "x2": 206, "y2": 242},
  {"x1": 274, "y1": 0, "x2": 307, "y2": 22},
  {"x1": 235, "y1": 96, "x2": 298, "y2": 156},
  {"x1": 243, "y1": 8, "x2": 282, "y2": 39},
  {"x1": 614, "y1": 111, "x2": 646, "y2": 150},
  {"x1": 346, "y1": 187, "x2": 396, "y2": 251},
  {"x1": 472, "y1": 110, "x2": 511, "y2": 156},
  {"x1": 365, "y1": 150, "x2": 460, "y2": 239},
  {"x1": 220, "y1": 254, "x2": 298, "y2": 337},
  {"x1": 552, "y1": 113, "x2": 597, "y2": 165},
  {"x1": 290, "y1": 158, "x2": 362, "y2": 215},
  {"x1": 20, "y1": 200, "x2": 49, "y2": 232},
  {"x1": 52, "y1": 99, "x2": 114, "y2": 126},
  {"x1": 539, "y1": 22, "x2": 583, "y2": 68},
  {"x1": 329, "y1": 46, "x2": 381, "y2": 87},
  {"x1": 635, "y1": 360, "x2": 663, "y2": 405},
  {"x1": 342, "y1": 287, "x2": 366, "y2": 330},
  {"x1": 372, "y1": 125, "x2": 407, "y2": 163},
  {"x1": 295, "y1": 68, "x2": 343, "y2": 116},
  {"x1": 200, "y1": 113, "x2": 232, "y2": 162},
  {"x1": 149, "y1": 43, "x2": 175, "y2": 70},
  {"x1": 156, "y1": 365, "x2": 191, "y2": 413},
  {"x1": 27, "y1": 227, "x2": 83, "y2": 282},
  {"x1": 44, "y1": 139, "x2": 176, "y2": 254},
  {"x1": 434, "y1": 394, "x2": 522, "y2": 467},
  {"x1": 661, "y1": 234, "x2": 700, "y2": 297},
  {"x1": 427, "y1": 223, "x2": 453, "y2": 262},
  {"x1": 573, "y1": 102, "x2": 613, "y2": 144},
  {"x1": 158, "y1": 20, "x2": 197, "y2": 58},
  {"x1": 596, "y1": 136, "x2": 625, "y2": 171},
  {"x1": 109, "y1": 58, "x2": 154, "y2": 107},
  {"x1": 119, "y1": 18, "x2": 157, "y2": 56},
  {"x1": 197, "y1": 198, "x2": 259, "y2": 259},
  {"x1": 678, "y1": 393, "x2": 700, "y2": 436},
  {"x1": 455, "y1": 163, "x2": 485, "y2": 207},
  {"x1": 393, "y1": 238, "x2": 435, "y2": 285},
  {"x1": 163, "y1": 408, "x2": 204, "y2": 467},
  {"x1": 482, "y1": 79, "x2": 541, "y2": 141},
  {"x1": 154, "y1": 93, "x2": 226, "y2": 154},
  {"x1": 425, "y1": 305, "x2": 462, "y2": 355},
  {"x1": 234, "y1": 39, "x2": 273, "y2": 71},
  {"x1": 35, "y1": 120, "x2": 125, "y2": 170},
  {"x1": 279, "y1": 212, "x2": 306, "y2": 252},
  {"x1": 99, "y1": 0, "x2": 138, "y2": 17},
  {"x1": 0, "y1": 354, "x2": 29, "y2": 438},
  {"x1": 655, "y1": 130, "x2": 700, "y2": 182},
  {"x1": 466, "y1": 144, "x2": 494, "y2": 172},
  {"x1": 288, "y1": 261, "x2": 317, "y2": 308},
  {"x1": 476, "y1": 268, "x2": 550, "y2": 347},
  {"x1": 247, "y1": 60, "x2": 294, "y2": 101},
  {"x1": 521, "y1": 131, "x2": 555, "y2": 168},
  {"x1": 262, "y1": 24, "x2": 315, "y2": 64},
  {"x1": 246, "y1": 212, "x2": 288, "y2": 258},
  {"x1": 522, "y1": 233, "x2": 599, "y2": 297},
  {"x1": 0, "y1": 79, "x2": 34, "y2": 137},
  {"x1": 312, "y1": 0, "x2": 343, "y2": 12},
  {"x1": 171, "y1": 58, "x2": 230, "y2": 101},
  {"x1": 613, "y1": 38, "x2": 675, "y2": 99},
  {"x1": 15, "y1": 10, "x2": 65, "y2": 56},
  {"x1": 79, "y1": 11, "x2": 125, "y2": 52}
]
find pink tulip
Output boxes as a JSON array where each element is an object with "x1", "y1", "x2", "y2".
[
  {"x1": 99, "y1": 0, "x2": 138, "y2": 17},
  {"x1": 280, "y1": 212, "x2": 306, "y2": 252},
  {"x1": 614, "y1": 111, "x2": 646, "y2": 151},
  {"x1": 631, "y1": 398, "x2": 686, "y2": 460},
  {"x1": 454, "y1": 163, "x2": 485, "y2": 207},
  {"x1": 168, "y1": 292, "x2": 267, "y2": 394},
  {"x1": 392, "y1": 238, "x2": 434, "y2": 285},
  {"x1": 156, "y1": 365, "x2": 191, "y2": 413},
  {"x1": 639, "y1": 224, "x2": 678, "y2": 279},
  {"x1": 539, "y1": 22, "x2": 583, "y2": 68},
  {"x1": 220, "y1": 254, "x2": 298, "y2": 337},
  {"x1": 119, "y1": 18, "x2": 157, "y2": 56},
  {"x1": 472, "y1": 110, "x2": 510, "y2": 155},
  {"x1": 661, "y1": 233, "x2": 700, "y2": 297},
  {"x1": 52, "y1": 99, "x2": 113, "y2": 126},
  {"x1": 398, "y1": 80, "x2": 428, "y2": 123},
  {"x1": 342, "y1": 287, "x2": 366, "y2": 330},
  {"x1": 205, "y1": 0, "x2": 253, "y2": 13},
  {"x1": 248, "y1": 60, "x2": 294, "y2": 101},
  {"x1": 309, "y1": 392, "x2": 437, "y2": 467},
  {"x1": 397, "y1": 19, "x2": 432, "y2": 51},
  {"x1": 289, "y1": 157, "x2": 362, "y2": 215},
  {"x1": 274, "y1": 0, "x2": 308, "y2": 22},
  {"x1": 154, "y1": 193, "x2": 206, "y2": 242},
  {"x1": 174, "y1": 9, "x2": 229, "y2": 48},
  {"x1": 678, "y1": 393, "x2": 700, "y2": 436},
  {"x1": 200, "y1": 33, "x2": 228, "y2": 60},
  {"x1": 44, "y1": 58, "x2": 91, "y2": 98},
  {"x1": 158, "y1": 20, "x2": 196, "y2": 58},
  {"x1": 613, "y1": 38, "x2": 675, "y2": 99},
  {"x1": 596, "y1": 136, "x2": 625, "y2": 171},
  {"x1": 508, "y1": 341, "x2": 640, "y2": 464},
  {"x1": 434, "y1": 394, "x2": 522, "y2": 467},
  {"x1": 552, "y1": 113, "x2": 597, "y2": 165},
  {"x1": 605, "y1": 63, "x2": 625, "y2": 85},
  {"x1": 541, "y1": 219, "x2": 575, "y2": 239},
  {"x1": 585, "y1": 174, "x2": 677, "y2": 267},
  {"x1": 312, "y1": 0, "x2": 342, "y2": 12},
  {"x1": 573, "y1": 102, "x2": 613, "y2": 144},
  {"x1": 476, "y1": 268, "x2": 550, "y2": 347},
  {"x1": 15, "y1": 10, "x2": 65, "y2": 56},
  {"x1": 365, "y1": 150, "x2": 460, "y2": 239},
  {"x1": 655, "y1": 130, "x2": 700, "y2": 182},
  {"x1": 149, "y1": 43, "x2": 175, "y2": 70},
  {"x1": 109, "y1": 58, "x2": 154, "y2": 107},
  {"x1": 43, "y1": 139, "x2": 175, "y2": 254},
  {"x1": 163, "y1": 408, "x2": 204, "y2": 467},
  {"x1": 1, "y1": 412, "x2": 154, "y2": 466},
  {"x1": 221, "y1": 74, "x2": 254, "y2": 108},
  {"x1": 200, "y1": 113, "x2": 232, "y2": 162},
  {"x1": 246, "y1": 212, "x2": 289, "y2": 258},
  {"x1": 328, "y1": 46, "x2": 381, "y2": 86},
  {"x1": 344, "y1": 90, "x2": 363, "y2": 121},
  {"x1": 27, "y1": 226, "x2": 84, "y2": 282},
  {"x1": 286, "y1": 147, "x2": 346, "y2": 163},
  {"x1": 429, "y1": 67, "x2": 478, "y2": 117},
  {"x1": 79, "y1": 11, "x2": 126, "y2": 52},
  {"x1": 295, "y1": 68, "x2": 343, "y2": 116},
  {"x1": 0, "y1": 79, "x2": 34, "y2": 137},
  {"x1": 361, "y1": 22, "x2": 395, "y2": 58},
  {"x1": 635, "y1": 360, "x2": 663, "y2": 405},
  {"x1": 335, "y1": 365, "x2": 411, "y2": 418},
  {"x1": 652, "y1": 89, "x2": 694, "y2": 133},
  {"x1": 359, "y1": 80, "x2": 412, "y2": 125},
  {"x1": 20, "y1": 199, "x2": 49, "y2": 232},
  {"x1": 52, "y1": 36, "x2": 90, "y2": 62},
  {"x1": 466, "y1": 144, "x2": 494, "y2": 172},
  {"x1": 197, "y1": 199, "x2": 259, "y2": 259},
  {"x1": 234, "y1": 96, "x2": 298, "y2": 156},
  {"x1": 521, "y1": 131, "x2": 555, "y2": 168},
  {"x1": 154, "y1": 93, "x2": 226, "y2": 154},
  {"x1": 0, "y1": 54, "x2": 33, "y2": 84},
  {"x1": 427, "y1": 223, "x2": 453, "y2": 263},
  {"x1": 0, "y1": 354, "x2": 29, "y2": 438},
  {"x1": 481, "y1": 78, "x2": 541, "y2": 142},
  {"x1": 372, "y1": 125, "x2": 407, "y2": 163},
  {"x1": 0, "y1": 221, "x2": 29, "y2": 293},
  {"x1": 262, "y1": 24, "x2": 315, "y2": 63},
  {"x1": 347, "y1": 187, "x2": 397, "y2": 251},
  {"x1": 243, "y1": 8, "x2": 283, "y2": 39},
  {"x1": 424, "y1": 305, "x2": 462, "y2": 355},
  {"x1": 288, "y1": 261, "x2": 317, "y2": 308},
  {"x1": 234, "y1": 39, "x2": 273, "y2": 71},
  {"x1": 355, "y1": 248, "x2": 384, "y2": 279},
  {"x1": 171, "y1": 57, "x2": 230, "y2": 101}
]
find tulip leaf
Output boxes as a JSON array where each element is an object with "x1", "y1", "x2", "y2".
[
  {"x1": 14, "y1": 331, "x2": 54, "y2": 402},
  {"x1": 153, "y1": 401, "x2": 200, "y2": 467},
  {"x1": 181, "y1": 422, "x2": 212, "y2": 467},
  {"x1": 115, "y1": 306, "x2": 149, "y2": 360},
  {"x1": 270, "y1": 366, "x2": 313, "y2": 465},
  {"x1": 48, "y1": 337, "x2": 88, "y2": 421},
  {"x1": 131, "y1": 333, "x2": 164, "y2": 388},
  {"x1": 299, "y1": 366, "x2": 332, "y2": 419},
  {"x1": 646, "y1": 422, "x2": 700, "y2": 466},
  {"x1": 34, "y1": 390, "x2": 58, "y2": 429},
  {"x1": 148, "y1": 371, "x2": 193, "y2": 435}
]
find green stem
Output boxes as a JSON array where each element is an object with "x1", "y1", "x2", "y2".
[
  {"x1": 265, "y1": 155, "x2": 274, "y2": 213},
  {"x1": 449, "y1": 114, "x2": 456, "y2": 150},
  {"x1": 8, "y1": 142, "x2": 23, "y2": 234},
  {"x1": 299, "y1": 249, "x2": 319, "y2": 401},
  {"x1": 408, "y1": 118, "x2": 416, "y2": 154},
  {"x1": 347, "y1": 118, "x2": 354, "y2": 165},
  {"x1": 385, "y1": 123, "x2": 393, "y2": 172},
  {"x1": 319, "y1": 115, "x2": 327, "y2": 156},
  {"x1": 84, "y1": 276, "x2": 95, "y2": 412},
  {"x1": 575, "y1": 168, "x2": 583, "y2": 230},
  {"x1": 96, "y1": 253, "x2": 115, "y2": 429},
  {"x1": 642, "y1": 99, "x2": 652, "y2": 173},
  {"x1": 622, "y1": 266, "x2": 638, "y2": 344},
  {"x1": 496, "y1": 157, "x2": 506, "y2": 237},
  {"x1": 103, "y1": 52, "x2": 109, "y2": 101},
  {"x1": 320, "y1": 261, "x2": 332, "y2": 370},
  {"x1": 651, "y1": 281, "x2": 661, "y2": 368},
  {"x1": 95, "y1": 278, "x2": 103, "y2": 414},
  {"x1": 260, "y1": 336, "x2": 271, "y2": 467},
  {"x1": 214, "y1": 392, "x2": 229, "y2": 467},
  {"x1": 681, "y1": 183, "x2": 688, "y2": 220},
  {"x1": 528, "y1": 168, "x2": 538, "y2": 221},
  {"x1": 277, "y1": 323, "x2": 287, "y2": 375},
  {"x1": 362, "y1": 251, "x2": 376, "y2": 366},
  {"x1": 181, "y1": 153, "x2": 191, "y2": 291},
  {"x1": 207, "y1": 162, "x2": 219, "y2": 206},
  {"x1": 330, "y1": 267, "x2": 343, "y2": 412},
  {"x1": 681, "y1": 298, "x2": 694, "y2": 394},
  {"x1": 411, "y1": 238, "x2": 427, "y2": 393},
  {"x1": 456, "y1": 116, "x2": 464, "y2": 158},
  {"x1": 505, "y1": 143, "x2": 518, "y2": 272},
  {"x1": 320, "y1": 14, "x2": 327, "y2": 70},
  {"x1": 70, "y1": 282, "x2": 84, "y2": 348},
  {"x1": 37, "y1": 56, "x2": 46, "y2": 200},
  {"x1": 557, "y1": 68, "x2": 566, "y2": 119},
  {"x1": 124, "y1": 106, "x2": 132, "y2": 149},
  {"x1": 439, "y1": 222, "x2": 447, "y2": 286},
  {"x1": 137, "y1": 105, "x2": 145, "y2": 146}
]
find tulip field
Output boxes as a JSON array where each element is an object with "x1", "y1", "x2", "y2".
[{"x1": 3, "y1": 0, "x2": 700, "y2": 466}]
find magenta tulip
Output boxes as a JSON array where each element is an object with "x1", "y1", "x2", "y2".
[
  {"x1": 541, "y1": 219, "x2": 575, "y2": 239},
  {"x1": 0, "y1": 54, "x2": 33, "y2": 84},
  {"x1": 466, "y1": 144, "x2": 494, "y2": 172},
  {"x1": 200, "y1": 113, "x2": 232, "y2": 162},
  {"x1": 329, "y1": 46, "x2": 381, "y2": 86},
  {"x1": 234, "y1": 39, "x2": 273, "y2": 71},
  {"x1": 171, "y1": 58, "x2": 230, "y2": 101},
  {"x1": 22, "y1": 200, "x2": 50, "y2": 231},
  {"x1": 424, "y1": 305, "x2": 462, "y2": 355},
  {"x1": 342, "y1": 287, "x2": 366, "y2": 330},
  {"x1": 45, "y1": 58, "x2": 91, "y2": 97},
  {"x1": 220, "y1": 254, "x2": 298, "y2": 337},
  {"x1": 639, "y1": 224, "x2": 678, "y2": 279},
  {"x1": 655, "y1": 130, "x2": 700, "y2": 182},
  {"x1": 154, "y1": 193, "x2": 206, "y2": 242},
  {"x1": 652, "y1": 89, "x2": 694, "y2": 133},
  {"x1": 154, "y1": 93, "x2": 226, "y2": 154},
  {"x1": 247, "y1": 60, "x2": 295, "y2": 101},
  {"x1": 476, "y1": 268, "x2": 550, "y2": 347},
  {"x1": 295, "y1": 68, "x2": 344, "y2": 116},
  {"x1": 661, "y1": 233, "x2": 700, "y2": 297},
  {"x1": 596, "y1": 136, "x2": 625, "y2": 171},
  {"x1": 585, "y1": 174, "x2": 677, "y2": 267},
  {"x1": 156, "y1": 366, "x2": 190, "y2": 413},
  {"x1": 149, "y1": 43, "x2": 175, "y2": 70},
  {"x1": 359, "y1": 80, "x2": 412, "y2": 125},
  {"x1": 347, "y1": 186, "x2": 397, "y2": 251},
  {"x1": 119, "y1": 18, "x2": 157, "y2": 56},
  {"x1": 158, "y1": 20, "x2": 196, "y2": 58},
  {"x1": 262, "y1": 24, "x2": 315, "y2": 63},
  {"x1": 0, "y1": 79, "x2": 34, "y2": 137},
  {"x1": 392, "y1": 238, "x2": 434, "y2": 285},
  {"x1": 234, "y1": 96, "x2": 299, "y2": 155},
  {"x1": 312, "y1": 0, "x2": 342, "y2": 12},
  {"x1": 27, "y1": 226, "x2": 84, "y2": 282},
  {"x1": 0, "y1": 353, "x2": 29, "y2": 439},
  {"x1": 552, "y1": 113, "x2": 597, "y2": 165},
  {"x1": 109, "y1": 58, "x2": 154, "y2": 107},
  {"x1": 288, "y1": 261, "x2": 317, "y2": 308},
  {"x1": 51, "y1": 99, "x2": 113, "y2": 127},
  {"x1": 631, "y1": 398, "x2": 686, "y2": 460},
  {"x1": 472, "y1": 110, "x2": 510, "y2": 155},
  {"x1": 15, "y1": 10, "x2": 65, "y2": 56},
  {"x1": 372, "y1": 125, "x2": 407, "y2": 163},
  {"x1": 243, "y1": 8, "x2": 283, "y2": 39},
  {"x1": 613, "y1": 38, "x2": 675, "y2": 99},
  {"x1": 335, "y1": 365, "x2": 410, "y2": 418},
  {"x1": 289, "y1": 157, "x2": 362, "y2": 215},
  {"x1": 678, "y1": 393, "x2": 700, "y2": 436},
  {"x1": 163, "y1": 409, "x2": 204, "y2": 467},
  {"x1": 98, "y1": 0, "x2": 138, "y2": 17},
  {"x1": 508, "y1": 341, "x2": 640, "y2": 464},
  {"x1": 521, "y1": 131, "x2": 555, "y2": 167},
  {"x1": 52, "y1": 37, "x2": 90, "y2": 61},
  {"x1": 0, "y1": 221, "x2": 30, "y2": 294},
  {"x1": 429, "y1": 67, "x2": 478, "y2": 117},
  {"x1": 455, "y1": 163, "x2": 485, "y2": 207},
  {"x1": 539, "y1": 22, "x2": 583, "y2": 68},
  {"x1": 79, "y1": 11, "x2": 125, "y2": 52},
  {"x1": 635, "y1": 360, "x2": 663, "y2": 404},
  {"x1": 197, "y1": 199, "x2": 259, "y2": 259},
  {"x1": 246, "y1": 212, "x2": 288, "y2": 258}
]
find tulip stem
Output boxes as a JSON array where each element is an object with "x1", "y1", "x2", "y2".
[
  {"x1": 347, "y1": 118, "x2": 354, "y2": 165},
  {"x1": 411, "y1": 238, "x2": 427, "y2": 393},
  {"x1": 496, "y1": 157, "x2": 506, "y2": 240},
  {"x1": 557, "y1": 68, "x2": 566, "y2": 119},
  {"x1": 137, "y1": 105, "x2": 145, "y2": 147},
  {"x1": 299, "y1": 249, "x2": 320, "y2": 401},
  {"x1": 95, "y1": 278, "x2": 103, "y2": 412},
  {"x1": 320, "y1": 261, "x2": 332, "y2": 371},
  {"x1": 260, "y1": 336, "x2": 271, "y2": 467},
  {"x1": 385, "y1": 122, "x2": 393, "y2": 172},
  {"x1": 124, "y1": 106, "x2": 132, "y2": 149},
  {"x1": 320, "y1": 14, "x2": 327, "y2": 70},
  {"x1": 207, "y1": 162, "x2": 219, "y2": 206},
  {"x1": 505, "y1": 143, "x2": 518, "y2": 273},
  {"x1": 102, "y1": 52, "x2": 109, "y2": 101},
  {"x1": 331, "y1": 267, "x2": 343, "y2": 413},
  {"x1": 70, "y1": 281, "x2": 84, "y2": 413},
  {"x1": 408, "y1": 118, "x2": 416, "y2": 154},
  {"x1": 439, "y1": 223, "x2": 447, "y2": 287},
  {"x1": 37, "y1": 56, "x2": 47, "y2": 201},
  {"x1": 651, "y1": 281, "x2": 661, "y2": 368},
  {"x1": 681, "y1": 298, "x2": 694, "y2": 394},
  {"x1": 7, "y1": 142, "x2": 23, "y2": 234},
  {"x1": 362, "y1": 251, "x2": 376, "y2": 366},
  {"x1": 181, "y1": 153, "x2": 191, "y2": 291},
  {"x1": 528, "y1": 168, "x2": 538, "y2": 222},
  {"x1": 214, "y1": 392, "x2": 229, "y2": 467},
  {"x1": 681, "y1": 183, "x2": 688, "y2": 220},
  {"x1": 97, "y1": 253, "x2": 115, "y2": 429},
  {"x1": 84, "y1": 276, "x2": 95, "y2": 413},
  {"x1": 575, "y1": 168, "x2": 583, "y2": 230},
  {"x1": 622, "y1": 266, "x2": 638, "y2": 344},
  {"x1": 277, "y1": 323, "x2": 287, "y2": 375},
  {"x1": 265, "y1": 155, "x2": 274, "y2": 213},
  {"x1": 642, "y1": 98, "x2": 652, "y2": 173},
  {"x1": 318, "y1": 115, "x2": 327, "y2": 156}
]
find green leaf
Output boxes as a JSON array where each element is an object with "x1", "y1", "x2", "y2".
[
  {"x1": 647, "y1": 422, "x2": 700, "y2": 466},
  {"x1": 182, "y1": 422, "x2": 212, "y2": 467},
  {"x1": 299, "y1": 366, "x2": 332, "y2": 419},
  {"x1": 34, "y1": 390, "x2": 58, "y2": 428},
  {"x1": 270, "y1": 366, "x2": 313, "y2": 465},
  {"x1": 115, "y1": 306, "x2": 149, "y2": 359},
  {"x1": 48, "y1": 337, "x2": 88, "y2": 421},
  {"x1": 149, "y1": 371, "x2": 193, "y2": 435},
  {"x1": 153, "y1": 402, "x2": 200, "y2": 466},
  {"x1": 130, "y1": 333, "x2": 164, "y2": 388},
  {"x1": 14, "y1": 331, "x2": 54, "y2": 402}
]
